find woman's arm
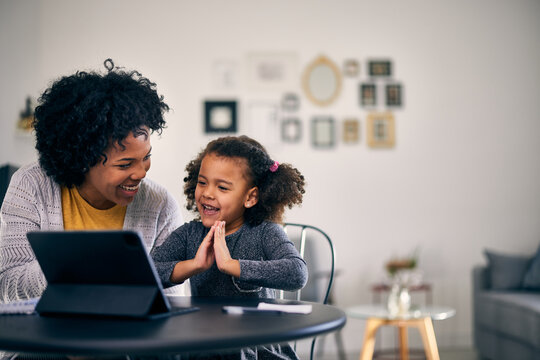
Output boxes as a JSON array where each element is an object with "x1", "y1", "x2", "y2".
[{"x1": 0, "y1": 168, "x2": 49, "y2": 302}]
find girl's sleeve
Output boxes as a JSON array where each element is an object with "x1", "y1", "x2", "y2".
[
  {"x1": 238, "y1": 223, "x2": 308, "y2": 291},
  {"x1": 0, "y1": 170, "x2": 47, "y2": 302},
  {"x1": 150, "y1": 227, "x2": 187, "y2": 288}
]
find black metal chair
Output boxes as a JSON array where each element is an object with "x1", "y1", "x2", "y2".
[{"x1": 280, "y1": 223, "x2": 346, "y2": 360}]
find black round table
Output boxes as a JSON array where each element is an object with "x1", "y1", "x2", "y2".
[{"x1": 0, "y1": 297, "x2": 346, "y2": 357}]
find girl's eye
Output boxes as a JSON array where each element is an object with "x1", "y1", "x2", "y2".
[
  {"x1": 117, "y1": 163, "x2": 131, "y2": 169},
  {"x1": 144, "y1": 154, "x2": 152, "y2": 160},
  {"x1": 218, "y1": 186, "x2": 229, "y2": 191},
  {"x1": 197, "y1": 180, "x2": 207, "y2": 186}
]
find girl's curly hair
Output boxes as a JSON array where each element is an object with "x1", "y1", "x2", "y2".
[
  {"x1": 184, "y1": 136, "x2": 305, "y2": 226},
  {"x1": 33, "y1": 59, "x2": 169, "y2": 187}
]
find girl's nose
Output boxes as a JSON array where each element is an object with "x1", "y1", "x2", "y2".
[
  {"x1": 202, "y1": 188, "x2": 214, "y2": 199},
  {"x1": 200, "y1": 185, "x2": 216, "y2": 199}
]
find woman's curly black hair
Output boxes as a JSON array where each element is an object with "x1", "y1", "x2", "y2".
[
  {"x1": 33, "y1": 59, "x2": 169, "y2": 187},
  {"x1": 184, "y1": 135, "x2": 306, "y2": 226}
]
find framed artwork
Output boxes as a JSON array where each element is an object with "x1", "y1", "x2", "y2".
[
  {"x1": 281, "y1": 93, "x2": 300, "y2": 112},
  {"x1": 343, "y1": 118, "x2": 360, "y2": 143},
  {"x1": 360, "y1": 83, "x2": 376, "y2": 107},
  {"x1": 368, "y1": 60, "x2": 392, "y2": 77},
  {"x1": 213, "y1": 60, "x2": 237, "y2": 90},
  {"x1": 311, "y1": 117, "x2": 335, "y2": 148},
  {"x1": 247, "y1": 53, "x2": 298, "y2": 92},
  {"x1": 246, "y1": 102, "x2": 280, "y2": 147},
  {"x1": 386, "y1": 84, "x2": 402, "y2": 107},
  {"x1": 303, "y1": 55, "x2": 342, "y2": 107},
  {"x1": 343, "y1": 59, "x2": 359, "y2": 77},
  {"x1": 281, "y1": 118, "x2": 302, "y2": 143},
  {"x1": 204, "y1": 100, "x2": 238, "y2": 133},
  {"x1": 367, "y1": 112, "x2": 395, "y2": 148}
]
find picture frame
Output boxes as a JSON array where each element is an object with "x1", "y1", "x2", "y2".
[
  {"x1": 281, "y1": 118, "x2": 302, "y2": 143},
  {"x1": 311, "y1": 116, "x2": 335, "y2": 148},
  {"x1": 204, "y1": 100, "x2": 238, "y2": 134},
  {"x1": 368, "y1": 60, "x2": 392, "y2": 77},
  {"x1": 247, "y1": 100, "x2": 281, "y2": 146},
  {"x1": 246, "y1": 102, "x2": 280, "y2": 147},
  {"x1": 343, "y1": 59, "x2": 359, "y2": 77},
  {"x1": 303, "y1": 55, "x2": 342, "y2": 107},
  {"x1": 343, "y1": 118, "x2": 360, "y2": 143},
  {"x1": 247, "y1": 53, "x2": 298, "y2": 92},
  {"x1": 360, "y1": 83, "x2": 376, "y2": 107},
  {"x1": 386, "y1": 84, "x2": 402, "y2": 107},
  {"x1": 213, "y1": 60, "x2": 237, "y2": 90},
  {"x1": 367, "y1": 112, "x2": 395, "y2": 148},
  {"x1": 281, "y1": 93, "x2": 300, "y2": 112}
]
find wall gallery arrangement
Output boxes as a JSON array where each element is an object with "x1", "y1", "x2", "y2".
[{"x1": 204, "y1": 54, "x2": 404, "y2": 150}]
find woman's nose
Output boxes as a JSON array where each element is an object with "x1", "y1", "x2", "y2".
[{"x1": 131, "y1": 162, "x2": 148, "y2": 180}]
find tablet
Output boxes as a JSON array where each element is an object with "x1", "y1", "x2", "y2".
[{"x1": 27, "y1": 230, "x2": 197, "y2": 319}]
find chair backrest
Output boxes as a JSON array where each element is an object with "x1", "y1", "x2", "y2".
[{"x1": 279, "y1": 223, "x2": 335, "y2": 305}]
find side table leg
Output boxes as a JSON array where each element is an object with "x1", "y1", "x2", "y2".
[
  {"x1": 416, "y1": 317, "x2": 440, "y2": 360},
  {"x1": 398, "y1": 325, "x2": 409, "y2": 360},
  {"x1": 359, "y1": 318, "x2": 384, "y2": 360}
]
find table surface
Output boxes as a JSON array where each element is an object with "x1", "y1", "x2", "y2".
[
  {"x1": 0, "y1": 296, "x2": 346, "y2": 357},
  {"x1": 346, "y1": 304, "x2": 456, "y2": 321}
]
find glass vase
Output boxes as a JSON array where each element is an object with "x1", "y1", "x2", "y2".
[{"x1": 387, "y1": 283, "x2": 411, "y2": 316}]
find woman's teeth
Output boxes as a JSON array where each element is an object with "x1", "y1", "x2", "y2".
[{"x1": 120, "y1": 184, "x2": 139, "y2": 191}]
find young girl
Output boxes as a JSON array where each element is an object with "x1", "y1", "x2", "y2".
[{"x1": 151, "y1": 135, "x2": 307, "y2": 360}]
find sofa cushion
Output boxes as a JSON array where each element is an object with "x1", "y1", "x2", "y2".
[
  {"x1": 484, "y1": 250, "x2": 531, "y2": 290},
  {"x1": 476, "y1": 291, "x2": 540, "y2": 349},
  {"x1": 523, "y1": 245, "x2": 540, "y2": 290}
]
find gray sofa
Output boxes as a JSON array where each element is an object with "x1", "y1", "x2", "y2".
[{"x1": 473, "y1": 263, "x2": 540, "y2": 359}]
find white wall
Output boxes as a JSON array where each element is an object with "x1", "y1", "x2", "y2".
[{"x1": 2, "y1": 0, "x2": 540, "y2": 355}]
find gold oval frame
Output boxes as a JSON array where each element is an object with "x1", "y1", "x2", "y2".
[{"x1": 302, "y1": 55, "x2": 342, "y2": 107}]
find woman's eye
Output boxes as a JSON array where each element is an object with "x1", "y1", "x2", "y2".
[
  {"x1": 117, "y1": 163, "x2": 131, "y2": 169},
  {"x1": 144, "y1": 154, "x2": 152, "y2": 160}
]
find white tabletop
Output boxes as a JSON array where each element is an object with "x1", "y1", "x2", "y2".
[{"x1": 346, "y1": 304, "x2": 456, "y2": 321}]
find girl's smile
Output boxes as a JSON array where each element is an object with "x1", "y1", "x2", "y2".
[{"x1": 195, "y1": 153, "x2": 258, "y2": 235}]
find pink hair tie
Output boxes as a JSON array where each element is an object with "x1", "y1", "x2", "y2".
[{"x1": 269, "y1": 161, "x2": 279, "y2": 173}]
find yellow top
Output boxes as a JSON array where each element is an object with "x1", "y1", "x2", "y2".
[{"x1": 61, "y1": 186, "x2": 127, "y2": 230}]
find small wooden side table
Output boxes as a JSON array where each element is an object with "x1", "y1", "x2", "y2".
[
  {"x1": 370, "y1": 282, "x2": 433, "y2": 359},
  {"x1": 346, "y1": 305, "x2": 455, "y2": 360}
]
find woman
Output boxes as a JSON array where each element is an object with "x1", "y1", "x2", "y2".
[{"x1": 0, "y1": 59, "x2": 182, "y2": 303}]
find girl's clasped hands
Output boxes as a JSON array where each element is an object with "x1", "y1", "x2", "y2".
[{"x1": 194, "y1": 220, "x2": 241, "y2": 278}]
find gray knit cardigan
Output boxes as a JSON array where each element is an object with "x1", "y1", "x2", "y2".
[{"x1": 0, "y1": 162, "x2": 182, "y2": 302}]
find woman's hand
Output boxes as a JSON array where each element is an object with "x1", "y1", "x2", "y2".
[{"x1": 214, "y1": 221, "x2": 240, "y2": 277}]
